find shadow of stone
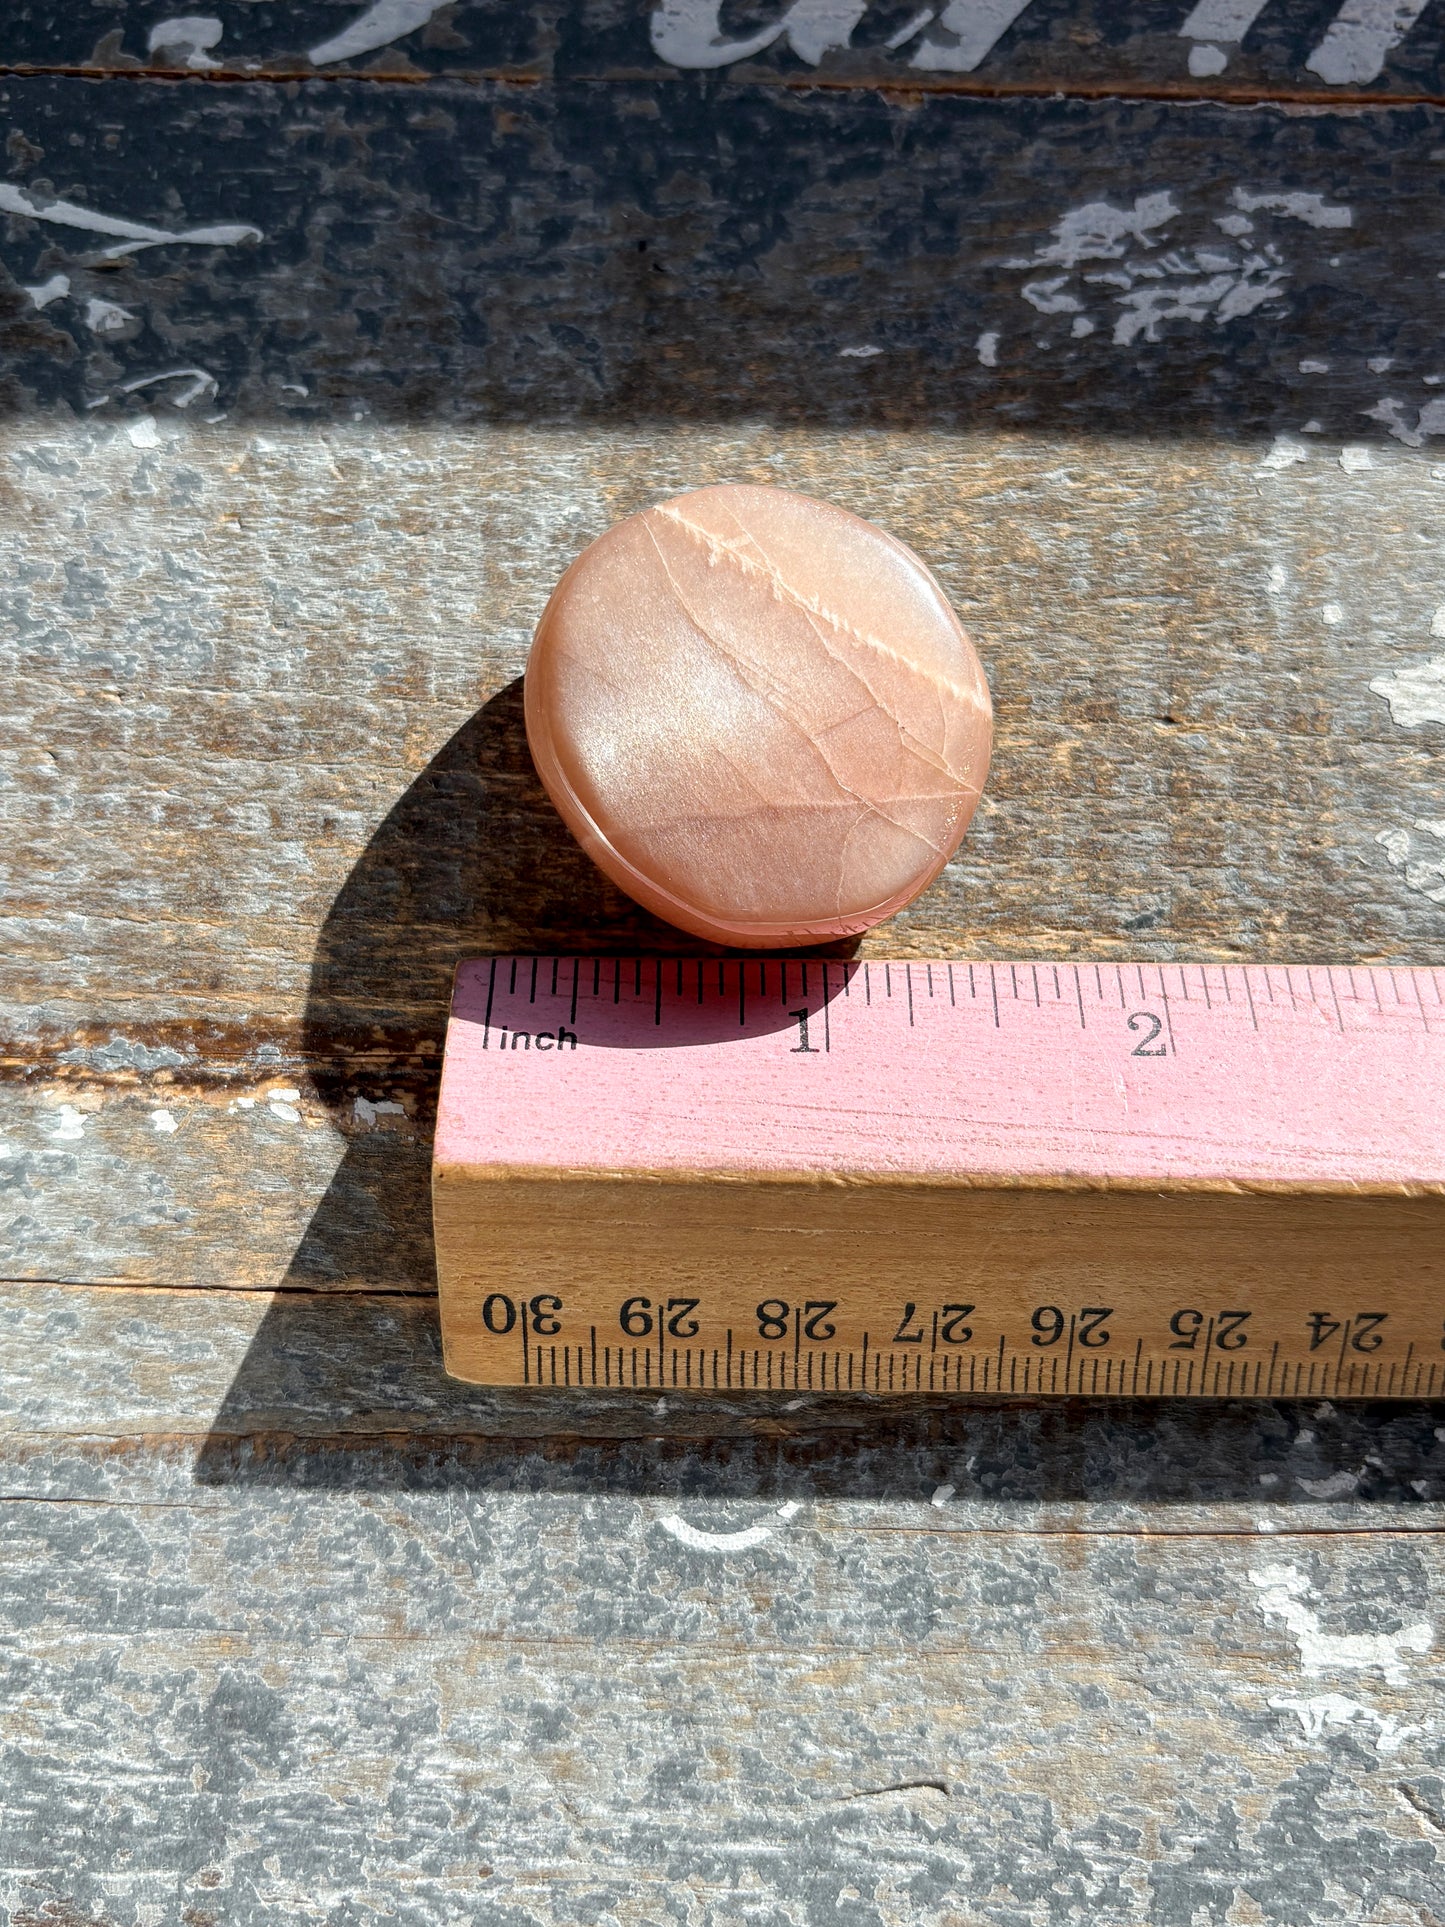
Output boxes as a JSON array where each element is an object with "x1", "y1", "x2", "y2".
[{"x1": 197, "y1": 671, "x2": 869, "y2": 1481}]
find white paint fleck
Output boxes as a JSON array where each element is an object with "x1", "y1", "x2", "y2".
[
  {"x1": 1377, "y1": 821, "x2": 1445, "y2": 904},
  {"x1": 1366, "y1": 396, "x2": 1445, "y2": 447},
  {"x1": 1267, "y1": 564, "x2": 1289, "y2": 593},
  {"x1": 147, "y1": 16, "x2": 224, "y2": 68},
  {"x1": 1259, "y1": 1473, "x2": 1279, "y2": 1486},
  {"x1": 268, "y1": 1101, "x2": 302, "y2": 1123},
  {"x1": 310, "y1": 0, "x2": 450, "y2": 64},
  {"x1": 1307, "y1": 0, "x2": 1431, "y2": 85},
  {"x1": 1270, "y1": 1693, "x2": 1420, "y2": 1754},
  {"x1": 1014, "y1": 192, "x2": 1178, "y2": 269},
  {"x1": 1339, "y1": 444, "x2": 1374, "y2": 471},
  {"x1": 911, "y1": 0, "x2": 1034, "y2": 72},
  {"x1": 47, "y1": 1105, "x2": 87, "y2": 1142},
  {"x1": 930, "y1": 1483, "x2": 956, "y2": 1507},
  {"x1": 83, "y1": 298, "x2": 136, "y2": 336},
  {"x1": 659, "y1": 1501, "x2": 799, "y2": 1552},
  {"x1": 1022, "y1": 276, "x2": 1084, "y2": 314},
  {"x1": 149, "y1": 1109, "x2": 179, "y2": 1135},
  {"x1": 1070, "y1": 315, "x2": 1095, "y2": 337},
  {"x1": 232, "y1": 1096, "x2": 256, "y2": 1110},
  {"x1": 1231, "y1": 188, "x2": 1352, "y2": 229},
  {"x1": 1115, "y1": 267, "x2": 1285, "y2": 345},
  {"x1": 884, "y1": 6, "x2": 934, "y2": 48},
  {"x1": 1188, "y1": 42, "x2": 1229, "y2": 75},
  {"x1": 1179, "y1": 0, "x2": 1270, "y2": 40},
  {"x1": 125, "y1": 415, "x2": 162, "y2": 449},
  {"x1": 0, "y1": 1144, "x2": 13, "y2": 1160},
  {"x1": 778, "y1": 0, "x2": 869, "y2": 63},
  {"x1": 650, "y1": 0, "x2": 783, "y2": 66},
  {"x1": 1260, "y1": 436, "x2": 1308, "y2": 470},
  {"x1": 0, "y1": 182, "x2": 261, "y2": 254},
  {"x1": 1430, "y1": 606, "x2": 1445, "y2": 638},
  {"x1": 1368, "y1": 355, "x2": 1394, "y2": 373},
  {"x1": 1295, "y1": 1467, "x2": 1358, "y2": 1497},
  {"x1": 1299, "y1": 358, "x2": 1330, "y2": 373},
  {"x1": 22, "y1": 272, "x2": 69, "y2": 309},
  {"x1": 1371, "y1": 657, "x2": 1445, "y2": 729},
  {"x1": 975, "y1": 330, "x2": 999, "y2": 367},
  {"x1": 838, "y1": 343, "x2": 884, "y2": 358},
  {"x1": 1214, "y1": 213, "x2": 1253, "y2": 237},
  {"x1": 352, "y1": 1096, "x2": 406, "y2": 1126},
  {"x1": 1250, "y1": 1564, "x2": 1432, "y2": 1684},
  {"x1": 120, "y1": 366, "x2": 218, "y2": 409},
  {"x1": 1322, "y1": 603, "x2": 1344, "y2": 625},
  {"x1": 1302, "y1": 420, "x2": 1324, "y2": 433}
]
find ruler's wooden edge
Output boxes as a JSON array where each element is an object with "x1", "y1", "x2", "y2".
[{"x1": 433, "y1": 1163, "x2": 1445, "y2": 1200}]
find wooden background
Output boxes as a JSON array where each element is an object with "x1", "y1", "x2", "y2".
[{"x1": 4, "y1": 3, "x2": 1445, "y2": 1922}]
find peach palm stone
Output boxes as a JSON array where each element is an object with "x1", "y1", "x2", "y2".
[{"x1": 524, "y1": 484, "x2": 993, "y2": 946}]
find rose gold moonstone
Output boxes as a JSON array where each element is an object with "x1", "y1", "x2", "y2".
[{"x1": 524, "y1": 484, "x2": 993, "y2": 947}]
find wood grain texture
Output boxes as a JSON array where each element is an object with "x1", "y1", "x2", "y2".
[
  {"x1": 4, "y1": 1288, "x2": 1445, "y2": 1923},
  {"x1": 0, "y1": 77, "x2": 1444, "y2": 437},
  {"x1": 4, "y1": 413, "x2": 1445, "y2": 1292},
  {"x1": 10, "y1": 0, "x2": 1445, "y2": 100}
]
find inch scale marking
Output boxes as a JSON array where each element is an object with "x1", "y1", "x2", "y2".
[{"x1": 433, "y1": 958, "x2": 1445, "y2": 1398}]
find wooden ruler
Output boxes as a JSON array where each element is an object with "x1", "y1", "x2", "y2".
[{"x1": 433, "y1": 957, "x2": 1445, "y2": 1398}]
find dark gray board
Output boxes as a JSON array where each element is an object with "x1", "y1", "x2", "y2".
[
  {"x1": 9, "y1": 0, "x2": 1445, "y2": 99},
  {"x1": 0, "y1": 75, "x2": 1443, "y2": 440}
]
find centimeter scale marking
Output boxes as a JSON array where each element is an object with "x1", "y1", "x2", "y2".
[{"x1": 432, "y1": 957, "x2": 1445, "y2": 1398}]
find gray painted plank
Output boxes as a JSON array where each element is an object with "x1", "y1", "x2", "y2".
[
  {"x1": 4, "y1": 1279, "x2": 1445, "y2": 1494},
  {"x1": 5, "y1": 414, "x2": 1445, "y2": 1289},
  {"x1": 2, "y1": 1290, "x2": 1445, "y2": 1925}
]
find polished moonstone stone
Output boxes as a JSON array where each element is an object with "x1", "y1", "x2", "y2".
[{"x1": 524, "y1": 484, "x2": 993, "y2": 946}]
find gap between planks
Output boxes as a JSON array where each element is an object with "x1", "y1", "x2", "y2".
[{"x1": 0, "y1": 62, "x2": 1441, "y2": 111}]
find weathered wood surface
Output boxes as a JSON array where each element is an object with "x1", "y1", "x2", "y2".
[
  {"x1": 5, "y1": 1290, "x2": 1445, "y2": 1923},
  {"x1": 11, "y1": 0, "x2": 1445, "y2": 98},
  {"x1": 5, "y1": 416, "x2": 1445, "y2": 1291},
  {"x1": 3, "y1": 31, "x2": 1445, "y2": 1927},
  {"x1": 1, "y1": 77, "x2": 1445, "y2": 437}
]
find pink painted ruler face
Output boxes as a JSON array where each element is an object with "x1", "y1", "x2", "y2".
[{"x1": 436, "y1": 958, "x2": 1445, "y2": 1190}]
